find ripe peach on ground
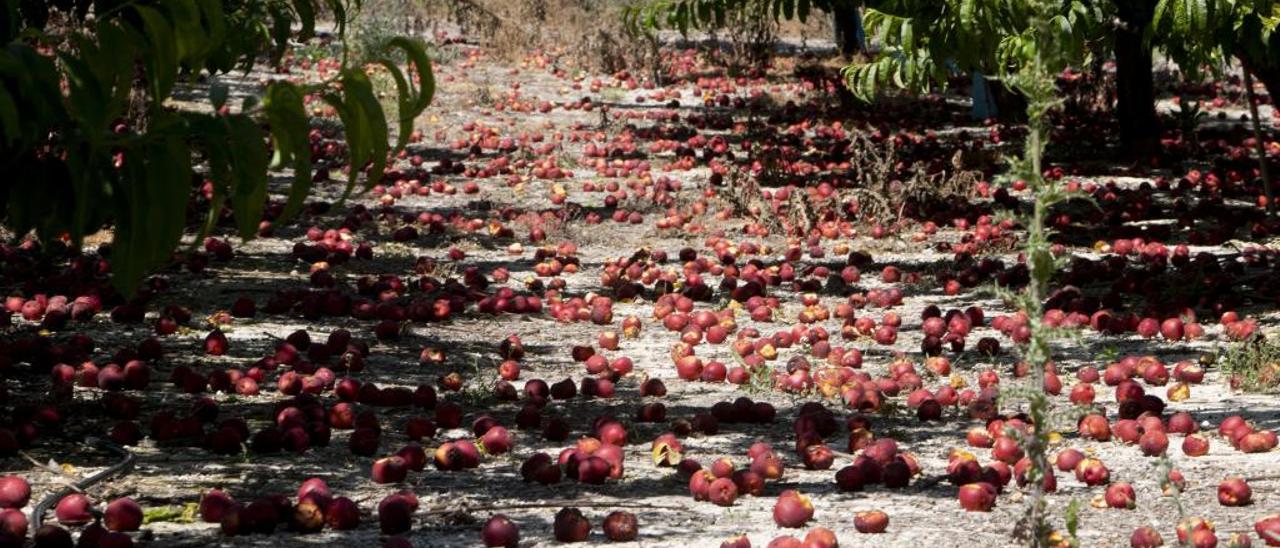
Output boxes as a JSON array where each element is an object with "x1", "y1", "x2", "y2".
[
  {"x1": 553, "y1": 507, "x2": 591, "y2": 543},
  {"x1": 1075, "y1": 458, "x2": 1110, "y2": 486},
  {"x1": 0, "y1": 476, "x2": 30, "y2": 509},
  {"x1": 1218, "y1": 477, "x2": 1252, "y2": 506},
  {"x1": 1255, "y1": 514, "x2": 1280, "y2": 546},
  {"x1": 481, "y1": 514, "x2": 519, "y2": 547},
  {"x1": 772, "y1": 490, "x2": 814, "y2": 528},
  {"x1": 1104, "y1": 482, "x2": 1137, "y2": 509},
  {"x1": 55, "y1": 493, "x2": 93, "y2": 525},
  {"x1": 603, "y1": 511, "x2": 638, "y2": 542},
  {"x1": 854, "y1": 509, "x2": 889, "y2": 533},
  {"x1": 1130, "y1": 525, "x2": 1164, "y2": 547},
  {"x1": 1183, "y1": 433, "x2": 1211, "y2": 457},
  {"x1": 958, "y1": 482, "x2": 996, "y2": 512}
]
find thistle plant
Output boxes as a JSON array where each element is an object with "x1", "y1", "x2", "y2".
[{"x1": 993, "y1": 0, "x2": 1081, "y2": 544}]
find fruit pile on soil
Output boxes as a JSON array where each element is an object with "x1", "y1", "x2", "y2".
[{"x1": 1, "y1": 29, "x2": 1278, "y2": 548}]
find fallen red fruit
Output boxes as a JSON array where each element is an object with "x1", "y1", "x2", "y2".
[
  {"x1": 1255, "y1": 513, "x2": 1280, "y2": 546},
  {"x1": 104, "y1": 497, "x2": 143, "y2": 532},
  {"x1": 1105, "y1": 482, "x2": 1137, "y2": 509},
  {"x1": 325, "y1": 497, "x2": 360, "y2": 530},
  {"x1": 372, "y1": 456, "x2": 409, "y2": 484},
  {"x1": 1130, "y1": 525, "x2": 1164, "y2": 547},
  {"x1": 55, "y1": 493, "x2": 93, "y2": 526},
  {"x1": 602, "y1": 511, "x2": 638, "y2": 542},
  {"x1": 803, "y1": 527, "x2": 839, "y2": 547},
  {"x1": 1183, "y1": 433, "x2": 1211, "y2": 457},
  {"x1": 854, "y1": 509, "x2": 889, "y2": 533},
  {"x1": 708, "y1": 477, "x2": 738, "y2": 506},
  {"x1": 200, "y1": 489, "x2": 238, "y2": 524},
  {"x1": 0, "y1": 476, "x2": 30, "y2": 509},
  {"x1": 958, "y1": 482, "x2": 996, "y2": 512},
  {"x1": 1217, "y1": 477, "x2": 1252, "y2": 507},
  {"x1": 1074, "y1": 458, "x2": 1110, "y2": 486},
  {"x1": 772, "y1": 490, "x2": 814, "y2": 528},
  {"x1": 481, "y1": 514, "x2": 519, "y2": 548},
  {"x1": 553, "y1": 507, "x2": 591, "y2": 542}
]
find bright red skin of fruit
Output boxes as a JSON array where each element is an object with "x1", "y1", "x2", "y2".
[
  {"x1": 602, "y1": 511, "x2": 638, "y2": 542},
  {"x1": 772, "y1": 490, "x2": 814, "y2": 528},
  {"x1": 0, "y1": 476, "x2": 30, "y2": 509},
  {"x1": 1256, "y1": 514, "x2": 1280, "y2": 547},
  {"x1": 1139, "y1": 429, "x2": 1169, "y2": 456},
  {"x1": 854, "y1": 509, "x2": 889, "y2": 533},
  {"x1": 553, "y1": 507, "x2": 591, "y2": 542},
  {"x1": 1075, "y1": 458, "x2": 1110, "y2": 486},
  {"x1": 803, "y1": 527, "x2": 839, "y2": 547},
  {"x1": 1183, "y1": 433, "x2": 1211, "y2": 457},
  {"x1": 325, "y1": 497, "x2": 360, "y2": 530},
  {"x1": 1104, "y1": 482, "x2": 1137, "y2": 509},
  {"x1": 104, "y1": 497, "x2": 143, "y2": 531},
  {"x1": 55, "y1": 493, "x2": 93, "y2": 526},
  {"x1": 708, "y1": 477, "x2": 739, "y2": 506},
  {"x1": 958, "y1": 482, "x2": 997, "y2": 512},
  {"x1": 1131, "y1": 525, "x2": 1165, "y2": 547},
  {"x1": 481, "y1": 514, "x2": 520, "y2": 548},
  {"x1": 1217, "y1": 477, "x2": 1252, "y2": 507},
  {"x1": 0, "y1": 509, "x2": 28, "y2": 540},
  {"x1": 1055, "y1": 449, "x2": 1085, "y2": 472}
]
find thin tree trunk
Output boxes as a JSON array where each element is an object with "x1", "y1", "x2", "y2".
[
  {"x1": 1243, "y1": 70, "x2": 1276, "y2": 215},
  {"x1": 1236, "y1": 51, "x2": 1280, "y2": 215},
  {"x1": 1114, "y1": 25, "x2": 1159, "y2": 158},
  {"x1": 1238, "y1": 51, "x2": 1280, "y2": 110}
]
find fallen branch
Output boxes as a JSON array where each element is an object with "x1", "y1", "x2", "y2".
[
  {"x1": 30, "y1": 438, "x2": 135, "y2": 529},
  {"x1": 422, "y1": 499, "x2": 671, "y2": 517}
]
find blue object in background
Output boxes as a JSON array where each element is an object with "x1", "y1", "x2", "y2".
[
  {"x1": 833, "y1": 6, "x2": 866, "y2": 56},
  {"x1": 971, "y1": 72, "x2": 998, "y2": 120}
]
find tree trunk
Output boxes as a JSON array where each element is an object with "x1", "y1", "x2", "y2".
[
  {"x1": 1238, "y1": 51, "x2": 1280, "y2": 108},
  {"x1": 1235, "y1": 50, "x2": 1280, "y2": 214},
  {"x1": 1114, "y1": 25, "x2": 1159, "y2": 158},
  {"x1": 1110, "y1": 0, "x2": 1160, "y2": 157},
  {"x1": 832, "y1": 5, "x2": 864, "y2": 58}
]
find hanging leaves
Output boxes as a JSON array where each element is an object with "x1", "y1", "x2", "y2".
[{"x1": 0, "y1": 0, "x2": 433, "y2": 295}]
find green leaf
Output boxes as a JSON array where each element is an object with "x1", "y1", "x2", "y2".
[
  {"x1": 227, "y1": 115, "x2": 269, "y2": 240},
  {"x1": 197, "y1": 0, "x2": 226, "y2": 48},
  {"x1": 382, "y1": 36, "x2": 435, "y2": 114},
  {"x1": 376, "y1": 58, "x2": 413, "y2": 152},
  {"x1": 134, "y1": 5, "x2": 179, "y2": 100},
  {"x1": 323, "y1": 90, "x2": 364, "y2": 200},
  {"x1": 109, "y1": 118, "x2": 193, "y2": 295},
  {"x1": 340, "y1": 68, "x2": 389, "y2": 193},
  {"x1": 142, "y1": 503, "x2": 197, "y2": 525},
  {"x1": 263, "y1": 81, "x2": 313, "y2": 222},
  {"x1": 190, "y1": 116, "x2": 231, "y2": 247},
  {"x1": 324, "y1": 0, "x2": 348, "y2": 37},
  {"x1": 58, "y1": 53, "x2": 110, "y2": 142},
  {"x1": 1, "y1": 0, "x2": 19, "y2": 43},
  {"x1": 165, "y1": 0, "x2": 206, "y2": 64},
  {"x1": 267, "y1": 2, "x2": 292, "y2": 65},
  {"x1": 293, "y1": 0, "x2": 316, "y2": 40}
]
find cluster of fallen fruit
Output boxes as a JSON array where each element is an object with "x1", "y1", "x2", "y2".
[
  {"x1": 4, "y1": 34, "x2": 1280, "y2": 548},
  {"x1": 2, "y1": 224, "x2": 1280, "y2": 547},
  {"x1": 3, "y1": 325, "x2": 1279, "y2": 547}
]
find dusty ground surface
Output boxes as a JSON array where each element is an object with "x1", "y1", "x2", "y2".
[{"x1": 4, "y1": 26, "x2": 1280, "y2": 548}]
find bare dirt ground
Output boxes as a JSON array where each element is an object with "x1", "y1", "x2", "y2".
[{"x1": 5, "y1": 27, "x2": 1280, "y2": 548}]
